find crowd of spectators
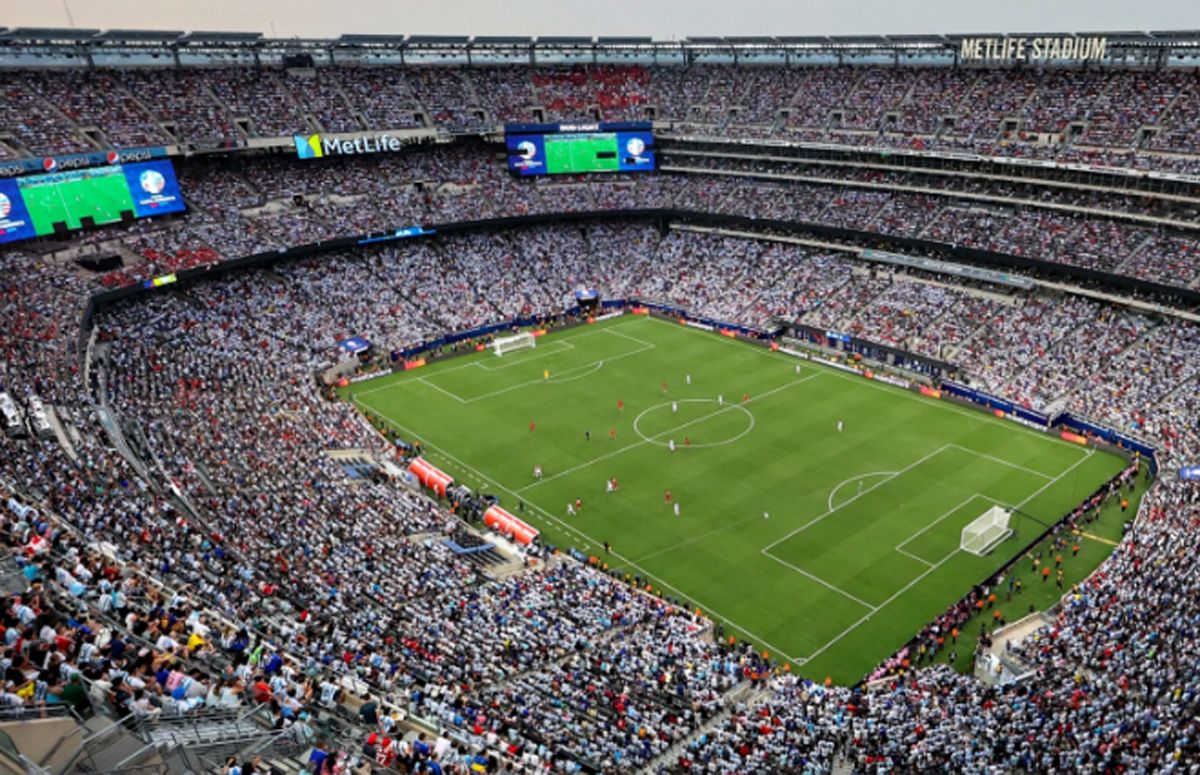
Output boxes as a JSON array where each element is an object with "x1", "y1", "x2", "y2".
[
  {"x1": 6, "y1": 64, "x2": 1200, "y2": 166},
  {"x1": 38, "y1": 142, "x2": 1198, "y2": 304},
  {"x1": 1, "y1": 130, "x2": 1199, "y2": 773}
]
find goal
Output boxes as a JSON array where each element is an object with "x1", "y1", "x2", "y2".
[
  {"x1": 960, "y1": 505, "x2": 1013, "y2": 556},
  {"x1": 491, "y1": 331, "x2": 535, "y2": 356}
]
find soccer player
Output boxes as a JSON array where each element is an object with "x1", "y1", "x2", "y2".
[
  {"x1": 837, "y1": 420, "x2": 844, "y2": 433},
  {"x1": 529, "y1": 421, "x2": 536, "y2": 433},
  {"x1": 686, "y1": 373, "x2": 692, "y2": 385},
  {"x1": 584, "y1": 429, "x2": 591, "y2": 441},
  {"x1": 795, "y1": 364, "x2": 802, "y2": 375},
  {"x1": 763, "y1": 511, "x2": 770, "y2": 520},
  {"x1": 543, "y1": 369, "x2": 549, "y2": 380},
  {"x1": 717, "y1": 394, "x2": 724, "y2": 405},
  {"x1": 664, "y1": 489, "x2": 672, "y2": 504},
  {"x1": 673, "y1": 502, "x2": 681, "y2": 517},
  {"x1": 668, "y1": 439, "x2": 676, "y2": 452},
  {"x1": 533, "y1": 465, "x2": 543, "y2": 480},
  {"x1": 742, "y1": 392, "x2": 749, "y2": 403},
  {"x1": 661, "y1": 380, "x2": 668, "y2": 392},
  {"x1": 609, "y1": 427, "x2": 617, "y2": 440},
  {"x1": 684, "y1": 437, "x2": 691, "y2": 447},
  {"x1": 606, "y1": 478, "x2": 615, "y2": 493},
  {"x1": 574, "y1": 497, "x2": 583, "y2": 512},
  {"x1": 566, "y1": 502, "x2": 576, "y2": 517},
  {"x1": 617, "y1": 399, "x2": 624, "y2": 411},
  {"x1": 672, "y1": 401, "x2": 678, "y2": 413}
]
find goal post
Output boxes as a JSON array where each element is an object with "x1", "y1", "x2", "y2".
[
  {"x1": 491, "y1": 332, "x2": 535, "y2": 357},
  {"x1": 960, "y1": 505, "x2": 1013, "y2": 556}
]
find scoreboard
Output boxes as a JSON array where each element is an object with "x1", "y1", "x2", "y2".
[
  {"x1": 505, "y1": 122, "x2": 655, "y2": 176},
  {"x1": 0, "y1": 159, "x2": 185, "y2": 245}
]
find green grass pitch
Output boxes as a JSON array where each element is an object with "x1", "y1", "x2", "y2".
[{"x1": 346, "y1": 314, "x2": 1127, "y2": 683}]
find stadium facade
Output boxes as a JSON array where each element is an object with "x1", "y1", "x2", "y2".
[{"x1": 0, "y1": 26, "x2": 1196, "y2": 775}]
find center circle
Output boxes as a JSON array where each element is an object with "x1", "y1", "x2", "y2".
[{"x1": 632, "y1": 398, "x2": 755, "y2": 449}]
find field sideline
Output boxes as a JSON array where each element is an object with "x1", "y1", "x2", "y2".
[{"x1": 345, "y1": 314, "x2": 1126, "y2": 682}]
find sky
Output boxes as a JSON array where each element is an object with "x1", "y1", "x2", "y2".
[{"x1": 7, "y1": 0, "x2": 1200, "y2": 39}]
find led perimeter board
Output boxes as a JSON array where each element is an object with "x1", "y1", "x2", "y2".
[
  {"x1": 505, "y1": 121, "x2": 656, "y2": 176},
  {"x1": 0, "y1": 160, "x2": 185, "y2": 245}
]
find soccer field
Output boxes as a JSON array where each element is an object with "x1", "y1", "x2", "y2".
[{"x1": 348, "y1": 314, "x2": 1126, "y2": 682}]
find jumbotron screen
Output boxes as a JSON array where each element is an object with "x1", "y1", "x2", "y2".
[
  {"x1": 0, "y1": 160, "x2": 185, "y2": 245},
  {"x1": 505, "y1": 121, "x2": 656, "y2": 176}
]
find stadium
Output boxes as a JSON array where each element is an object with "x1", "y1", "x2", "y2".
[{"x1": 0, "y1": 4, "x2": 1198, "y2": 773}]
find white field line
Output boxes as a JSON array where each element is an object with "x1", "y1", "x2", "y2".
[
  {"x1": 459, "y1": 342, "x2": 655, "y2": 404},
  {"x1": 351, "y1": 316, "x2": 651, "y2": 397},
  {"x1": 895, "y1": 548, "x2": 935, "y2": 568},
  {"x1": 894, "y1": 494, "x2": 1010, "y2": 553},
  {"x1": 798, "y1": 447, "x2": 1097, "y2": 665},
  {"x1": 417, "y1": 376, "x2": 467, "y2": 404},
  {"x1": 826, "y1": 471, "x2": 897, "y2": 512},
  {"x1": 516, "y1": 372, "x2": 821, "y2": 494},
  {"x1": 472, "y1": 339, "x2": 575, "y2": 371},
  {"x1": 760, "y1": 444, "x2": 953, "y2": 555},
  {"x1": 354, "y1": 400, "x2": 803, "y2": 663},
  {"x1": 948, "y1": 443, "x2": 1054, "y2": 480},
  {"x1": 760, "y1": 552, "x2": 877, "y2": 611},
  {"x1": 666, "y1": 319, "x2": 1094, "y2": 463},
  {"x1": 601, "y1": 326, "x2": 657, "y2": 349}
]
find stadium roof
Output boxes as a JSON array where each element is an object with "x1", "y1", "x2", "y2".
[
  {"x1": 536, "y1": 36, "x2": 594, "y2": 45},
  {"x1": 4, "y1": 27, "x2": 1200, "y2": 61},
  {"x1": 93, "y1": 29, "x2": 186, "y2": 42},
  {"x1": 0, "y1": 27, "x2": 101, "y2": 41},
  {"x1": 596, "y1": 36, "x2": 654, "y2": 44},
  {"x1": 337, "y1": 34, "x2": 408, "y2": 45},
  {"x1": 406, "y1": 35, "x2": 470, "y2": 45},
  {"x1": 178, "y1": 31, "x2": 264, "y2": 43},
  {"x1": 471, "y1": 36, "x2": 533, "y2": 45}
]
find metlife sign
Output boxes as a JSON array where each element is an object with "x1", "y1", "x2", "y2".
[{"x1": 293, "y1": 132, "x2": 406, "y2": 159}]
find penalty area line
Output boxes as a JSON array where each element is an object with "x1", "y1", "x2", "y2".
[{"x1": 797, "y1": 447, "x2": 1097, "y2": 665}]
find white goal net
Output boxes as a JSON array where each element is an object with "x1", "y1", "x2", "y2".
[
  {"x1": 961, "y1": 505, "x2": 1013, "y2": 556},
  {"x1": 492, "y1": 332, "x2": 536, "y2": 356}
]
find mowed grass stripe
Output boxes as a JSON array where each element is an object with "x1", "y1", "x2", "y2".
[{"x1": 344, "y1": 315, "x2": 1127, "y2": 682}]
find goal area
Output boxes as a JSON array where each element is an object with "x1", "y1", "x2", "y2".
[
  {"x1": 960, "y1": 505, "x2": 1013, "y2": 556},
  {"x1": 491, "y1": 332, "x2": 535, "y2": 356}
]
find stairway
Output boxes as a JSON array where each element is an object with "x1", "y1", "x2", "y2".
[{"x1": 645, "y1": 681, "x2": 763, "y2": 771}]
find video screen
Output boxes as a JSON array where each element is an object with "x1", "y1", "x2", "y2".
[
  {"x1": 0, "y1": 160, "x2": 185, "y2": 245},
  {"x1": 506, "y1": 124, "x2": 655, "y2": 176}
]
